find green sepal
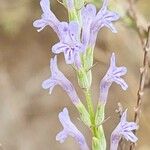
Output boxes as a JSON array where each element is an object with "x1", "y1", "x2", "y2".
[
  {"x1": 80, "y1": 47, "x2": 94, "y2": 89},
  {"x1": 92, "y1": 137, "x2": 101, "y2": 150},
  {"x1": 82, "y1": 47, "x2": 93, "y2": 71},
  {"x1": 92, "y1": 126, "x2": 106, "y2": 150},
  {"x1": 77, "y1": 68, "x2": 91, "y2": 89},
  {"x1": 98, "y1": 126, "x2": 106, "y2": 150},
  {"x1": 95, "y1": 103, "x2": 105, "y2": 126},
  {"x1": 76, "y1": 102, "x2": 91, "y2": 127},
  {"x1": 68, "y1": 9, "x2": 79, "y2": 21}
]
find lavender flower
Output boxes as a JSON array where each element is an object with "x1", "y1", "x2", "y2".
[
  {"x1": 33, "y1": 0, "x2": 60, "y2": 35},
  {"x1": 81, "y1": 0, "x2": 120, "y2": 47},
  {"x1": 52, "y1": 21, "x2": 84, "y2": 68},
  {"x1": 110, "y1": 109, "x2": 138, "y2": 150},
  {"x1": 42, "y1": 56, "x2": 80, "y2": 105},
  {"x1": 56, "y1": 108, "x2": 89, "y2": 150},
  {"x1": 99, "y1": 53, "x2": 128, "y2": 104}
]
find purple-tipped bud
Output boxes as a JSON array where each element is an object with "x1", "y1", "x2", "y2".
[
  {"x1": 56, "y1": 108, "x2": 89, "y2": 150},
  {"x1": 110, "y1": 109, "x2": 138, "y2": 150}
]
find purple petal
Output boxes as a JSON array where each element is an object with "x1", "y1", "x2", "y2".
[
  {"x1": 123, "y1": 132, "x2": 138, "y2": 143},
  {"x1": 52, "y1": 42, "x2": 69, "y2": 54},
  {"x1": 113, "y1": 77, "x2": 128, "y2": 90},
  {"x1": 123, "y1": 122, "x2": 138, "y2": 131},
  {"x1": 81, "y1": 4, "x2": 96, "y2": 47},
  {"x1": 56, "y1": 108, "x2": 89, "y2": 150},
  {"x1": 69, "y1": 21, "x2": 80, "y2": 42},
  {"x1": 101, "y1": 0, "x2": 109, "y2": 11},
  {"x1": 58, "y1": 22, "x2": 69, "y2": 41},
  {"x1": 103, "y1": 22, "x2": 117, "y2": 33},
  {"x1": 64, "y1": 48, "x2": 74, "y2": 64},
  {"x1": 33, "y1": 19, "x2": 47, "y2": 32},
  {"x1": 50, "y1": 56, "x2": 60, "y2": 75},
  {"x1": 103, "y1": 11, "x2": 120, "y2": 21},
  {"x1": 120, "y1": 109, "x2": 127, "y2": 123},
  {"x1": 82, "y1": 4, "x2": 96, "y2": 21},
  {"x1": 74, "y1": 52, "x2": 82, "y2": 69},
  {"x1": 56, "y1": 130, "x2": 67, "y2": 143},
  {"x1": 113, "y1": 67, "x2": 127, "y2": 76},
  {"x1": 40, "y1": 0, "x2": 50, "y2": 14},
  {"x1": 59, "y1": 108, "x2": 70, "y2": 122},
  {"x1": 42, "y1": 78, "x2": 56, "y2": 94}
]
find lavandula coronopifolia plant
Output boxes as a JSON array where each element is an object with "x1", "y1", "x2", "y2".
[{"x1": 33, "y1": 0, "x2": 138, "y2": 149}]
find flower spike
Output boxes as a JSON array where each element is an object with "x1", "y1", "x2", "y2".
[
  {"x1": 110, "y1": 109, "x2": 138, "y2": 150},
  {"x1": 56, "y1": 108, "x2": 89, "y2": 150},
  {"x1": 99, "y1": 53, "x2": 128, "y2": 104}
]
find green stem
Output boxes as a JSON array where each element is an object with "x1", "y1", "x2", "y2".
[{"x1": 84, "y1": 89, "x2": 98, "y2": 137}]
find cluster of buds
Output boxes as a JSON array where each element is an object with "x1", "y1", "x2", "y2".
[{"x1": 33, "y1": 0, "x2": 138, "y2": 149}]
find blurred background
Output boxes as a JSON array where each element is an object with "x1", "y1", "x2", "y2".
[{"x1": 0, "y1": 0, "x2": 150, "y2": 150}]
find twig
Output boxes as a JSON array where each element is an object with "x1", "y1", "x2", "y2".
[
  {"x1": 130, "y1": 26, "x2": 150, "y2": 150},
  {"x1": 127, "y1": 1, "x2": 150, "y2": 149}
]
